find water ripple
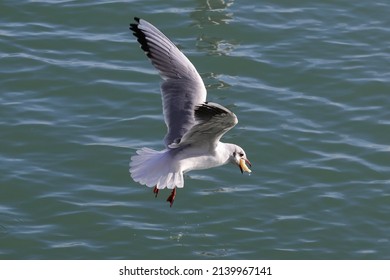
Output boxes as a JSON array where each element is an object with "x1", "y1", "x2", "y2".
[{"x1": 1, "y1": 0, "x2": 390, "y2": 259}]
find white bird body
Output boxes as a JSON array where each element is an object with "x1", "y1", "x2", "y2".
[
  {"x1": 129, "y1": 17, "x2": 251, "y2": 206},
  {"x1": 131, "y1": 141, "x2": 237, "y2": 189}
]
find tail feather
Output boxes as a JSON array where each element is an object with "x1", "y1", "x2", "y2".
[{"x1": 129, "y1": 148, "x2": 184, "y2": 189}]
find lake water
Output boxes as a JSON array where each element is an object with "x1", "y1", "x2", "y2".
[{"x1": 1, "y1": 0, "x2": 389, "y2": 259}]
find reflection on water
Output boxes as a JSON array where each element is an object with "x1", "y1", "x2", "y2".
[
  {"x1": 192, "y1": 0, "x2": 234, "y2": 26},
  {"x1": 191, "y1": 0, "x2": 237, "y2": 55},
  {"x1": 190, "y1": 0, "x2": 239, "y2": 91}
]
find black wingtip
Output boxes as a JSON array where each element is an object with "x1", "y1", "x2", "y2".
[
  {"x1": 129, "y1": 17, "x2": 141, "y2": 32},
  {"x1": 129, "y1": 17, "x2": 151, "y2": 58},
  {"x1": 129, "y1": 17, "x2": 139, "y2": 31}
]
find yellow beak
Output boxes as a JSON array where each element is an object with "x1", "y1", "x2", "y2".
[{"x1": 239, "y1": 158, "x2": 252, "y2": 174}]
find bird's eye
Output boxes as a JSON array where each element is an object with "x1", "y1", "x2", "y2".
[{"x1": 239, "y1": 152, "x2": 244, "y2": 157}]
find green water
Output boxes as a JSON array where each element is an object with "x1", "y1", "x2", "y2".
[{"x1": 1, "y1": 0, "x2": 389, "y2": 259}]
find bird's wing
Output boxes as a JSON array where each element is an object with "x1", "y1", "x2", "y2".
[
  {"x1": 169, "y1": 102, "x2": 238, "y2": 149},
  {"x1": 130, "y1": 17, "x2": 207, "y2": 147}
]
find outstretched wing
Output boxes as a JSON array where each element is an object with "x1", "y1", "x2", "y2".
[
  {"x1": 170, "y1": 102, "x2": 238, "y2": 149},
  {"x1": 130, "y1": 17, "x2": 207, "y2": 147}
]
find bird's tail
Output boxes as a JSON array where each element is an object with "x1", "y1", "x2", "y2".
[{"x1": 129, "y1": 148, "x2": 184, "y2": 189}]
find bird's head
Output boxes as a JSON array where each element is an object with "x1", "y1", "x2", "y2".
[{"x1": 230, "y1": 145, "x2": 252, "y2": 174}]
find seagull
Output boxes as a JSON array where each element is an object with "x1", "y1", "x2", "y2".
[{"x1": 129, "y1": 17, "x2": 251, "y2": 207}]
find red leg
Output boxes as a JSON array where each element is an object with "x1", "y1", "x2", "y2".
[
  {"x1": 166, "y1": 187, "x2": 176, "y2": 207},
  {"x1": 153, "y1": 186, "x2": 159, "y2": 197}
]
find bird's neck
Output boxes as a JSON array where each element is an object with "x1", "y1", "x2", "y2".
[{"x1": 215, "y1": 142, "x2": 234, "y2": 165}]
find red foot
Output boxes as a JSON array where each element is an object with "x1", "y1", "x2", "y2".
[
  {"x1": 153, "y1": 186, "x2": 159, "y2": 197},
  {"x1": 166, "y1": 187, "x2": 176, "y2": 207}
]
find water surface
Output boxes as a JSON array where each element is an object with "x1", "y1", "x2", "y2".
[{"x1": 1, "y1": 0, "x2": 390, "y2": 259}]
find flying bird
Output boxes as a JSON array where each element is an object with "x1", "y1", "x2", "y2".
[{"x1": 129, "y1": 17, "x2": 251, "y2": 206}]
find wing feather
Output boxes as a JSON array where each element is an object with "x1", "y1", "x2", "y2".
[
  {"x1": 130, "y1": 17, "x2": 207, "y2": 146},
  {"x1": 170, "y1": 102, "x2": 238, "y2": 149}
]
